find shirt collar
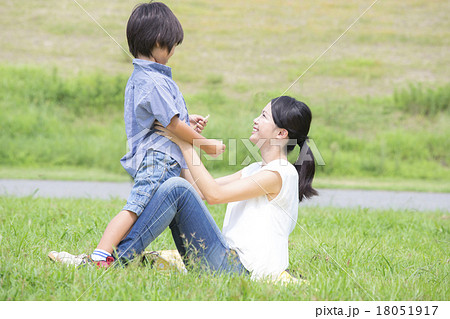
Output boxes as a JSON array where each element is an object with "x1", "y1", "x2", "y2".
[{"x1": 133, "y1": 59, "x2": 172, "y2": 78}]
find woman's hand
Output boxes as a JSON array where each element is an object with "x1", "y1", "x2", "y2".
[{"x1": 154, "y1": 121, "x2": 189, "y2": 149}]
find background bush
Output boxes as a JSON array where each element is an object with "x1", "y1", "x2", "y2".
[{"x1": 394, "y1": 83, "x2": 450, "y2": 116}]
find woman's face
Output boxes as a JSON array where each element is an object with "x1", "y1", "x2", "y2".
[{"x1": 250, "y1": 102, "x2": 280, "y2": 145}]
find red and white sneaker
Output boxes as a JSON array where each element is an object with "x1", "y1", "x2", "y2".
[{"x1": 91, "y1": 256, "x2": 115, "y2": 268}]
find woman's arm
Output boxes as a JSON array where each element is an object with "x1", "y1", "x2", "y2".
[
  {"x1": 156, "y1": 124, "x2": 282, "y2": 204},
  {"x1": 178, "y1": 142, "x2": 281, "y2": 205},
  {"x1": 181, "y1": 166, "x2": 242, "y2": 200},
  {"x1": 180, "y1": 168, "x2": 205, "y2": 200},
  {"x1": 214, "y1": 170, "x2": 243, "y2": 186}
]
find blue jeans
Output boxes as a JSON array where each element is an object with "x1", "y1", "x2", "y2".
[
  {"x1": 115, "y1": 177, "x2": 247, "y2": 275},
  {"x1": 123, "y1": 150, "x2": 181, "y2": 216}
]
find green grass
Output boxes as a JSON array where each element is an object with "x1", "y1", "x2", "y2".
[
  {"x1": 1, "y1": 0, "x2": 449, "y2": 190},
  {"x1": 394, "y1": 83, "x2": 450, "y2": 116},
  {"x1": 2, "y1": 1, "x2": 448, "y2": 302},
  {"x1": 0, "y1": 166, "x2": 130, "y2": 182},
  {"x1": 0, "y1": 196, "x2": 448, "y2": 300},
  {"x1": 1, "y1": 65, "x2": 449, "y2": 187}
]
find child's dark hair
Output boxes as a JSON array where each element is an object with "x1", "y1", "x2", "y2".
[
  {"x1": 271, "y1": 96, "x2": 318, "y2": 202},
  {"x1": 127, "y1": 2, "x2": 184, "y2": 58}
]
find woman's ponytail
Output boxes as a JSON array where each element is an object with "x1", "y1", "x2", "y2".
[
  {"x1": 294, "y1": 139, "x2": 318, "y2": 202},
  {"x1": 271, "y1": 96, "x2": 318, "y2": 202}
]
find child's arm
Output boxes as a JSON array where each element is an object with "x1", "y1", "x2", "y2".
[{"x1": 165, "y1": 116, "x2": 225, "y2": 157}]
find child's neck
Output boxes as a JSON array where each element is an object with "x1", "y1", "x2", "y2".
[{"x1": 137, "y1": 54, "x2": 156, "y2": 62}]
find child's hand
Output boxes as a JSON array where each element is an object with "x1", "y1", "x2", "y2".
[
  {"x1": 155, "y1": 119, "x2": 225, "y2": 157},
  {"x1": 189, "y1": 114, "x2": 209, "y2": 134},
  {"x1": 202, "y1": 139, "x2": 226, "y2": 158}
]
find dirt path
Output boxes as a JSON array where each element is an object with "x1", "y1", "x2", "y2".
[{"x1": 0, "y1": 179, "x2": 449, "y2": 212}]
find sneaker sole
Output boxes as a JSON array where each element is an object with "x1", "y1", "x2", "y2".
[{"x1": 48, "y1": 251, "x2": 60, "y2": 262}]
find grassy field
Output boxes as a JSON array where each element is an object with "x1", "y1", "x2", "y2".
[
  {"x1": 0, "y1": 0, "x2": 449, "y2": 302},
  {"x1": 0, "y1": 0, "x2": 449, "y2": 191},
  {"x1": 0, "y1": 196, "x2": 448, "y2": 301}
]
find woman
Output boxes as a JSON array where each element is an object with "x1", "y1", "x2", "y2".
[
  {"x1": 114, "y1": 96, "x2": 317, "y2": 280},
  {"x1": 51, "y1": 96, "x2": 317, "y2": 280}
]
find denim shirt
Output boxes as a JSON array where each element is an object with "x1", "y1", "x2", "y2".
[{"x1": 120, "y1": 59, "x2": 189, "y2": 177}]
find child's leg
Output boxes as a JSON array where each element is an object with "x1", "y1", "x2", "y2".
[
  {"x1": 92, "y1": 150, "x2": 181, "y2": 261},
  {"x1": 95, "y1": 210, "x2": 138, "y2": 254}
]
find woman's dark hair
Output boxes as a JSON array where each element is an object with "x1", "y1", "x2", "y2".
[
  {"x1": 127, "y1": 2, "x2": 184, "y2": 58},
  {"x1": 271, "y1": 96, "x2": 318, "y2": 202}
]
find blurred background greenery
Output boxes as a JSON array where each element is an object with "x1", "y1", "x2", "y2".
[{"x1": 1, "y1": 0, "x2": 449, "y2": 191}]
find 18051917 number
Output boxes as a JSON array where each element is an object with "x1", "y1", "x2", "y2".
[{"x1": 376, "y1": 306, "x2": 438, "y2": 316}]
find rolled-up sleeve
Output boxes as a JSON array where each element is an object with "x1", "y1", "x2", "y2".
[{"x1": 136, "y1": 82, "x2": 180, "y2": 129}]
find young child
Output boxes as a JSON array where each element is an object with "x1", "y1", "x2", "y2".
[{"x1": 49, "y1": 2, "x2": 225, "y2": 267}]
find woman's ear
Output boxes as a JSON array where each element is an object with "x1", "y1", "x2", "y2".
[{"x1": 278, "y1": 128, "x2": 289, "y2": 139}]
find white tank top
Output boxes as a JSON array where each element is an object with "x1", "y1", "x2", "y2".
[{"x1": 222, "y1": 159, "x2": 299, "y2": 280}]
